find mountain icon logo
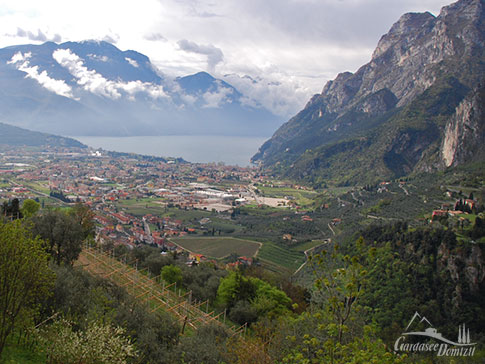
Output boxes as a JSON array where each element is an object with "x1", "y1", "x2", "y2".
[
  {"x1": 402, "y1": 312, "x2": 475, "y2": 346},
  {"x1": 394, "y1": 312, "x2": 476, "y2": 357}
]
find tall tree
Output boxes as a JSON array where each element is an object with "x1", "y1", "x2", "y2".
[
  {"x1": 0, "y1": 220, "x2": 54, "y2": 358},
  {"x1": 31, "y1": 209, "x2": 89, "y2": 265},
  {"x1": 20, "y1": 199, "x2": 40, "y2": 218}
]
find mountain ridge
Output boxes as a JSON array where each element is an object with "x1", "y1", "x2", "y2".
[
  {"x1": 0, "y1": 41, "x2": 282, "y2": 137},
  {"x1": 252, "y1": 0, "x2": 485, "y2": 186},
  {"x1": 0, "y1": 122, "x2": 86, "y2": 148}
]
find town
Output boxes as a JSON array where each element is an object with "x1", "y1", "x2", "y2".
[{"x1": 0, "y1": 145, "x2": 313, "y2": 266}]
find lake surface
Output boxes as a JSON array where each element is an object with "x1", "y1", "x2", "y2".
[{"x1": 72, "y1": 135, "x2": 268, "y2": 166}]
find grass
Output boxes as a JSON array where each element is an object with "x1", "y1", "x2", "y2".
[
  {"x1": 1, "y1": 335, "x2": 45, "y2": 364},
  {"x1": 257, "y1": 186, "x2": 317, "y2": 206},
  {"x1": 172, "y1": 237, "x2": 261, "y2": 258},
  {"x1": 256, "y1": 241, "x2": 305, "y2": 272},
  {"x1": 21, "y1": 181, "x2": 50, "y2": 194},
  {"x1": 292, "y1": 240, "x2": 328, "y2": 252},
  {"x1": 115, "y1": 198, "x2": 165, "y2": 216}
]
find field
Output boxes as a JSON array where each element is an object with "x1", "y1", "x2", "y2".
[
  {"x1": 256, "y1": 241, "x2": 305, "y2": 273},
  {"x1": 257, "y1": 185, "x2": 317, "y2": 207},
  {"x1": 292, "y1": 240, "x2": 328, "y2": 252},
  {"x1": 115, "y1": 197, "x2": 167, "y2": 216},
  {"x1": 172, "y1": 237, "x2": 261, "y2": 258}
]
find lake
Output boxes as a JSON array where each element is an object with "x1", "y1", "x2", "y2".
[{"x1": 72, "y1": 135, "x2": 268, "y2": 166}]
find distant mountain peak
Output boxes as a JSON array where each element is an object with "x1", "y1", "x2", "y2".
[{"x1": 0, "y1": 40, "x2": 282, "y2": 137}]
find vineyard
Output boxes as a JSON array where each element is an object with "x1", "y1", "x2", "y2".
[{"x1": 76, "y1": 246, "x2": 247, "y2": 336}]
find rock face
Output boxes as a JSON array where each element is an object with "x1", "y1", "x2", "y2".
[
  {"x1": 442, "y1": 87, "x2": 485, "y2": 167},
  {"x1": 253, "y1": 0, "x2": 485, "y2": 186}
]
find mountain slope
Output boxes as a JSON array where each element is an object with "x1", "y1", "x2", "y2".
[
  {"x1": 0, "y1": 41, "x2": 282, "y2": 137},
  {"x1": 252, "y1": 0, "x2": 485, "y2": 186},
  {"x1": 0, "y1": 122, "x2": 86, "y2": 148}
]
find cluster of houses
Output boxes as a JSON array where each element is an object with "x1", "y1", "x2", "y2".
[{"x1": 432, "y1": 198, "x2": 477, "y2": 221}]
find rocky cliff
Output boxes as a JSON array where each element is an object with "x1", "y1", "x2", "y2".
[{"x1": 252, "y1": 0, "x2": 485, "y2": 186}]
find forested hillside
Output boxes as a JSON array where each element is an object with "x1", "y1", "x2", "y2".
[{"x1": 1, "y1": 194, "x2": 484, "y2": 363}]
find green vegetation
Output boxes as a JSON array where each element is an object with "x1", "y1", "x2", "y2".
[
  {"x1": 257, "y1": 241, "x2": 305, "y2": 272},
  {"x1": 173, "y1": 237, "x2": 261, "y2": 258},
  {"x1": 292, "y1": 239, "x2": 328, "y2": 252},
  {"x1": 256, "y1": 185, "x2": 317, "y2": 207},
  {"x1": 216, "y1": 271, "x2": 292, "y2": 325},
  {"x1": 0, "y1": 335, "x2": 46, "y2": 364},
  {"x1": 31, "y1": 205, "x2": 94, "y2": 265},
  {"x1": 0, "y1": 220, "x2": 55, "y2": 359},
  {"x1": 161, "y1": 264, "x2": 183, "y2": 285},
  {"x1": 37, "y1": 319, "x2": 136, "y2": 364},
  {"x1": 115, "y1": 197, "x2": 166, "y2": 216},
  {"x1": 0, "y1": 122, "x2": 85, "y2": 148}
]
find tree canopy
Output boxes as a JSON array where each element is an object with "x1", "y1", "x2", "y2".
[{"x1": 0, "y1": 220, "x2": 54, "y2": 358}]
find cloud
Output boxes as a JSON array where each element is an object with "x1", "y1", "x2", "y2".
[
  {"x1": 7, "y1": 51, "x2": 74, "y2": 99},
  {"x1": 88, "y1": 54, "x2": 109, "y2": 62},
  {"x1": 125, "y1": 57, "x2": 139, "y2": 68},
  {"x1": 101, "y1": 33, "x2": 119, "y2": 44},
  {"x1": 0, "y1": 0, "x2": 452, "y2": 118},
  {"x1": 177, "y1": 39, "x2": 224, "y2": 73},
  {"x1": 53, "y1": 48, "x2": 169, "y2": 100},
  {"x1": 201, "y1": 81, "x2": 233, "y2": 108},
  {"x1": 144, "y1": 32, "x2": 167, "y2": 42},
  {"x1": 223, "y1": 71, "x2": 310, "y2": 117},
  {"x1": 11, "y1": 27, "x2": 62, "y2": 43}
]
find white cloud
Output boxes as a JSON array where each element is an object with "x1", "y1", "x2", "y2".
[
  {"x1": 8, "y1": 27, "x2": 62, "y2": 43},
  {"x1": 223, "y1": 71, "x2": 310, "y2": 117},
  {"x1": 7, "y1": 51, "x2": 74, "y2": 98},
  {"x1": 101, "y1": 33, "x2": 119, "y2": 44},
  {"x1": 202, "y1": 82, "x2": 233, "y2": 108},
  {"x1": 177, "y1": 39, "x2": 224, "y2": 73},
  {"x1": 0, "y1": 0, "x2": 453, "y2": 117},
  {"x1": 125, "y1": 57, "x2": 139, "y2": 68},
  {"x1": 53, "y1": 48, "x2": 169, "y2": 100},
  {"x1": 88, "y1": 54, "x2": 109, "y2": 62},
  {"x1": 144, "y1": 32, "x2": 167, "y2": 42}
]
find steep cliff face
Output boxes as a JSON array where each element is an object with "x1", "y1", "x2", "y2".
[
  {"x1": 441, "y1": 86, "x2": 485, "y2": 167},
  {"x1": 437, "y1": 241, "x2": 485, "y2": 306},
  {"x1": 253, "y1": 0, "x2": 485, "y2": 186}
]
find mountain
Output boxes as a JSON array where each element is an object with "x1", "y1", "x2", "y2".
[
  {"x1": 252, "y1": 0, "x2": 485, "y2": 186},
  {"x1": 0, "y1": 122, "x2": 86, "y2": 148},
  {"x1": 0, "y1": 41, "x2": 282, "y2": 137}
]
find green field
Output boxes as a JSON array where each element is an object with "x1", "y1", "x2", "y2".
[
  {"x1": 172, "y1": 237, "x2": 261, "y2": 258},
  {"x1": 292, "y1": 239, "x2": 328, "y2": 252},
  {"x1": 256, "y1": 241, "x2": 305, "y2": 272},
  {"x1": 115, "y1": 197, "x2": 166, "y2": 216},
  {"x1": 257, "y1": 186, "x2": 317, "y2": 206}
]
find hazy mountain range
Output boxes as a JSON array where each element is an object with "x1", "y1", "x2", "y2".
[
  {"x1": 0, "y1": 41, "x2": 282, "y2": 137},
  {"x1": 252, "y1": 0, "x2": 485, "y2": 186}
]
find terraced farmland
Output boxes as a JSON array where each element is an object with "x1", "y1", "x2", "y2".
[
  {"x1": 76, "y1": 247, "x2": 246, "y2": 336},
  {"x1": 256, "y1": 241, "x2": 305, "y2": 273},
  {"x1": 172, "y1": 237, "x2": 261, "y2": 258}
]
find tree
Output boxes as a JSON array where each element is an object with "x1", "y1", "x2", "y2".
[
  {"x1": 31, "y1": 209, "x2": 87, "y2": 265},
  {"x1": 0, "y1": 220, "x2": 54, "y2": 358},
  {"x1": 37, "y1": 318, "x2": 136, "y2": 364},
  {"x1": 20, "y1": 199, "x2": 40, "y2": 218},
  {"x1": 161, "y1": 265, "x2": 183, "y2": 285},
  {"x1": 216, "y1": 272, "x2": 291, "y2": 323},
  {"x1": 69, "y1": 203, "x2": 95, "y2": 239},
  {"x1": 309, "y1": 241, "x2": 367, "y2": 344},
  {"x1": 1, "y1": 198, "x2": 23, "y2": 220}
]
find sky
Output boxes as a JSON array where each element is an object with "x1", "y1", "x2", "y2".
[{"x1": 0, "y1": 0, "x2": 453, "y2": 118}]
